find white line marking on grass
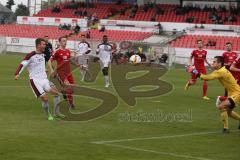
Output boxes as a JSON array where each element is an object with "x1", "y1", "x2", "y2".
[
  {"x1": 102, "y1": 143, "x2": 213, "y2": 160},
  {"x1": 91, "y1": 130, "x2": 239, "y2": 160},
  {"x1": 151, "y1": 100, "x2": 161, "y2": 102},
  {"x1": 91, "y1": 130, "x2": 238, "y2": 144}
]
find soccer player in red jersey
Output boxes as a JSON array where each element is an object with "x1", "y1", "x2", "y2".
[
  {"x1": 185, "y1": 39, "x2": 211, "y2": 100},
  {"x1": 48, "y1": 36, "x2": 77, "y2": 109},
  {"x1": 222, "y1": 42, "x2": 238, "y2": 77},
  {"x1": 230, "y1": 55, "x2": 240, "y2": 85},
  {"x1": 222, "y1": 42, "x2": 238, "y2": 96}
]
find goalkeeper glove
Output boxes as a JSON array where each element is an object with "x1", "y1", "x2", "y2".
[{"x1": 185, "y1": 65, "x2": 200, "y2": 77}]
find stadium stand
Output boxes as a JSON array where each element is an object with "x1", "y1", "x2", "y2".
[
  {"x1": 1, "y1": 1, "x2": 239, "y2": 55},
  {"x1": 170, "y1": 35, "x2": 240, "y2": 50},
  {"x1": 115, "y1": 4, "x2": 240, "y2": 25},
  {"x1": 34, "y1": 2, "x2": 130, "y2": 19},
  {"x1": 0, "y1": 24, "x2": 72, "y2": 39},
  {"x1": 0, "y1": 24, "x2": 152, "y2": 41},
  {"x1": 34, "y1": 2, "x2": 240, "y2": 25},
  {"x1": 72, "y1": 29, "x2": 153, "y2": 41}
]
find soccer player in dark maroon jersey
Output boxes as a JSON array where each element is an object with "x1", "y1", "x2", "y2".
[
  {"x1": 48, "y1": 36, "x2": 77, "y2": 109},
  {"x1": 185, "y1": 39, "x2": 211, "y2": 100}
]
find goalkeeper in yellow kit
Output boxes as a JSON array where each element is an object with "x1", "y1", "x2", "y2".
[{"x1": 187, "y1": 56, "x2": 240, "y2": 133}]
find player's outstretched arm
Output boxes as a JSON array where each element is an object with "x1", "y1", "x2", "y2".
[
  {"x1": 188, "y1": 55, "x2": 193, "y2": 65},
  {"x1": 71, "y1": 51, "x2": 77, "y2": 57},
  {"x1": 86, "y1": 48, "x2": 91, "y2": 54},
  {"x1": 230, "y1": 61, "x2": 240, "y2": 72},
  {"x1": 47, "y1": 60, "x2": 55, "y2": 76},
  {"x1": 200, "y1": 71, "x2": 221, "y2": 81},
  {"x1": 86, "y1": 43, "x2": 91, "y2": 54},
  {"x1": 70, "y1": 57, "x2": 80, "y2": 67},
  {"x1": 14, "y1": 59, "x2": 30, "y2": 80}
]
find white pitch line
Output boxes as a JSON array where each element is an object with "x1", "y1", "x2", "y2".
[
  {"x1": 102, "y1": 143, "x2": 213, "y2": 160},
  {"x1": 91, "y1": 130, "x2": 238, "y2": 144},
  {"x1": 91, "y1": 130, "x2": 239, "y2": 160}
]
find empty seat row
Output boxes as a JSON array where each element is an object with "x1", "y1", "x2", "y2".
[
  {"x1": 170, "y1": 35, "x2": 240, "y2": 50},
  {"x1": 0, "y1": 24, "x2": 152, "y2": 41}
]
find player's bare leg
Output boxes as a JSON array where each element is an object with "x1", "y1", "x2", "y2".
[{"x1": 184, "y1": 79, "x2": 196, "y2": 91}]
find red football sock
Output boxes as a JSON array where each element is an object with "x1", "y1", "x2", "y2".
[
  {"x1": 188, "y1": 79, "x2": 196, "y2": 86},
  {"x1": 64, "y1": 87, "x2": 74, "y2": 106},
  {"x1": 203, "y1": 81, "x2": 208, "y2": 96},
  {"x1": 67, "y1": 94, "x2": 73, "y2": 106}
]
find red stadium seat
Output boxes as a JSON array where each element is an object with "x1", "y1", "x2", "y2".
[
  {"x1": 0, "y1": 24, "x2": 153, "y2": 41},
  {"x1": 170, "y1": 35, "x2": 240, "y2": 50}
]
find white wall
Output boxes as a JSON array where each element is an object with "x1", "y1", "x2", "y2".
[
  {"x1": 100, "y1": 19, "x2": 159, "y2": 27},
  {"x1": 100, "y1": 19, "x2": 159, "y2": 32},
  {"x1": 6, "y1": 37, "x2": 77, "y2": 53},
  {"x1": 187, "y1": 29, "x2": 240, "y2": 37},
  {"x1": 100, "y1": 19, "x2": 240, "y2": 33},
  {"x1": 155, "y1": 0, "x2": 180, "y2": 4},
  {"x1": 17, "y1": 16, "x2": 88, "y2": 27}
]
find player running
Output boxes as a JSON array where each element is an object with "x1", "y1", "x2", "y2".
[
  {"x1": 96, "y1": 35, "x2": 112, "y2": 88},
  {"x1": 48, "y1": 36, "x2": 77, "y2": 109},
  {"x1": 14, "y1": 38, "x2": 63, "y2": 120},
  {"x1": 187, "y1": 56, "x2": 240, "y2": 133},
  {"x1": 75, "y1": 34, "x2": 91, "y2": 81},
  {"x1": 185, "y1": 39, "x2": 211, "y2": 100}
]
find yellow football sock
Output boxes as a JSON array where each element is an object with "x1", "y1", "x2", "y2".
[
  {"x1": 220, "y1": 110, "x2": 229, "y2": 129},
  {"x1": 229, "y1": 111, "x2": 240, "y2": 120}
]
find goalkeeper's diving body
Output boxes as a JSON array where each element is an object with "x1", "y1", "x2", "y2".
[{"x1": 188, "y1": 56, "x2": 240, "y2": 133}]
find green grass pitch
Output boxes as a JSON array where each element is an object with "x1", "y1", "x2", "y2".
[{"x1": 0, "y1": 54, "x2": 239, "y2": 160}]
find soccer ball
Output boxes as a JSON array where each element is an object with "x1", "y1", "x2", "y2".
[
  {"x1": 130, "y1": 54, "x2": 141, "y2": 64},
  {"x1": 216, "y1": 96, "x2": 227, "y2": 108}
]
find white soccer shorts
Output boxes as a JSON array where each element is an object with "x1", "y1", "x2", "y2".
[
  {"x1": 77, "y1": 55, "x2": 89, "y2": 68},
  {"x1": 29, "y1": 78, "x2": 51, "y2": 98},
  {"x1": 99, "y1": 60, "x2": 111, "y2": 69}
]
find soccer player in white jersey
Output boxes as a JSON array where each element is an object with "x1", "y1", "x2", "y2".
[
  {"x1": 96, "y1": 35, "x2": 112, "y2": 88},
  {"x1": 14, "y1": 38, "x2": 63, "y2": 121},
  {"x1": 75, "y1": 34, "x2": 91, "y2": 81}
]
